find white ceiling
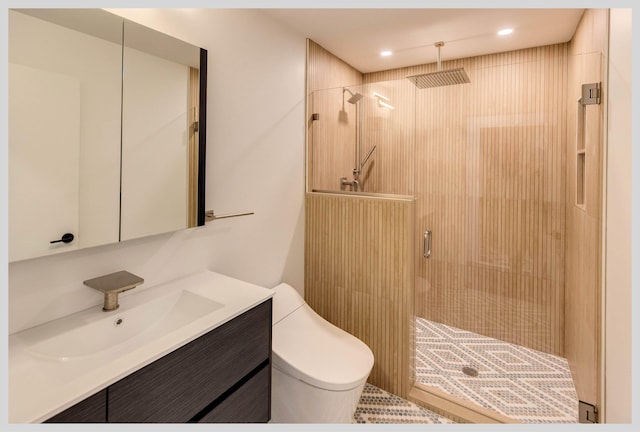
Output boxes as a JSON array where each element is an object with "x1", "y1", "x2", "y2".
[{"x1": 263, "y1": 8, "x2": 585, "y2": 73}]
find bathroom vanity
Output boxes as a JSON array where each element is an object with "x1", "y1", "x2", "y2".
[{"x1": 8, "y1": 271, "x2": 273, "y2": 423}]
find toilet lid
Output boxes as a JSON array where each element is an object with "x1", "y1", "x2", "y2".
[{"x1": 272, "y1": 304, "x2": 374, "y2": 392}]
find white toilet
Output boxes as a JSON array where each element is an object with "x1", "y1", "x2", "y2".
[{"x1": 270, "y1": 283, "x2": 374, "y2": 423}]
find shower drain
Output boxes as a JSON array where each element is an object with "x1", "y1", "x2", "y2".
[{"x1": 462, "y1": 366, "x2": 479, "y2": 377}]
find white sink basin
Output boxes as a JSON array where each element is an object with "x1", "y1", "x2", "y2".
[
  {"x1": 20, "y1": 289, "x2": 223, "y2": 361},
  {"x1": 9, "y1": 270, "x2": 275, "y2": 424}
]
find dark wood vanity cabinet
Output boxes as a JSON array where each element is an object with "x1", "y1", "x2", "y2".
[
  {"x1": 45, "y1": 299, "x2": 272, "y2": 423},
  {"x1": 45, "y1": 389, "x2": 107, "y2": 423}
]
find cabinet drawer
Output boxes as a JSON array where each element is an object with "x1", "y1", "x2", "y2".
[
  {"x1": 45, "y1": 389, "x2": 107, "y2": 423},
  {"x1": 198, "y1": 364, "x2": 271, "y2": 423},
  {"x1": 108, "y1": 299, "x2": 271, "y2": 422}
]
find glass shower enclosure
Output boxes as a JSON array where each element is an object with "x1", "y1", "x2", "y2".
[{"x1": 309, "y1": 44, "x2": 574, "y2": 422}]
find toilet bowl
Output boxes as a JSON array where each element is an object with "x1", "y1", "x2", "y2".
[{"x1": 270, "y1": 283, "x2": 374, "y2": 423}]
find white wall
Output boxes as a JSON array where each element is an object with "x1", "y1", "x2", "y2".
[
  {"x1": 604, "y1": 8, "x2": 632, "y2": 424},
  {"x1": 7, "y1": 9, "x2": 306, "y2": 334}
]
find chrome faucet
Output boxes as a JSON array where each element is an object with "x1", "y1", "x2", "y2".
[{"x1": 83, "y1": 270, "x2": 144, "y2": 312}]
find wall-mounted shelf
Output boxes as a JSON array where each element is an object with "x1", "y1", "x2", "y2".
[{"x1": 205, "y1": 210, "x2": 254, "y2": 222}]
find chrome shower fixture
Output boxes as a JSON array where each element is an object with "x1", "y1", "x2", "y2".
[
  {"x1": 374, "y1": 92, "x2": 394, "y2": 109},
  {"x1": 407, "y1": 41, "x2": 471, "y2": 89},
  {"x1": 343, "y1": 87, "x2": 364, "y2": 104},
  {"x1": 340, "y1": 87, "x2": 364, "y2": 191}
]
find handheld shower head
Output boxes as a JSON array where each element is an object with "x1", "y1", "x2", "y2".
[
  {"x1": 343, "y1": 87, "x2": 363, "y2": 104},
  {"x1": 348, "y1": 92, "x2": 363, "y2": 104}
]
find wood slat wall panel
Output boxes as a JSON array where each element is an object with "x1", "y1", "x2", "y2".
[
  {"x1": 305, "y1": 42, "x2": 416, "y2": 399},
  {"x1": 187, "y1": 67, "x2": 199, "y2": 228},
  {"x1": 307, "y1": 39, "x2": 362, "y2": 92},
  {"x1": 358, "y1": 80, "x2": 416, "y2": 195},
  {"x1": 307, "y1": 40, "x2": 416, "y2": 195},
  {"x1": 305, "y1": 193, "x2": 415, "y2": 399},
  {"x1": 305, "y1": 32, "x2": 601, "y2": 401},
  {"x1": 307, "y1": 40, "x2": 363, "y2": 192},
  {"x1": 564, "y1": 8, "x2": 606, "y2": 411},
  {"x1": 365, "y1": 44, "x2": 568, "y2": 356}
]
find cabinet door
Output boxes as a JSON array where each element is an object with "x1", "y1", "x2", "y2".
[
  {"x1": 44, "y1": 389, "x2": 107, "y2": 423},
  {"x1": 108, "y1": 299, "x2": 271, "y2": 422},
  {"x1": 197, "y1": 365, "x2": 271, "y2": 423}
]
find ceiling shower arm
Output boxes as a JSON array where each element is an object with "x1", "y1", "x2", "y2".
[
  {"x1": 407, "y1": 41, "x2": 470, "y2": 89},
  {"x1": 435, "y1": 41, "x2": 444, "y2": 71}
]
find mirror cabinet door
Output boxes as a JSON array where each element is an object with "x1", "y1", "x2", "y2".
[
  {"x1": 8, "y1": 9, "x2": 206, "y2": 262},
  {"x1": 9, "y1": 9, "x2": 123, "y2": 262},
  {"x1": 120, "y1": 20, "x2": 203, "y2": 241}
]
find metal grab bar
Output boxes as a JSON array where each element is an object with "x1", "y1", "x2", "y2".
[
  {"x1": 423, "y1": 229, "x2": 432, "y2": 259},
  {"x1": 205, "y1": 210, "x2": 254, "y2": 222}
]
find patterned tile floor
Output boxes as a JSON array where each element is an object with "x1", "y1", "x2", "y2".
[
  {"x1": 414, "y1": 317, "x2": 579, "y2": 423},
  {"x1": 354, "y1": 383, "x2": 455, "y2": 424}
]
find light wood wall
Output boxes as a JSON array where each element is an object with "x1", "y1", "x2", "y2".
[
  {"x1": 358, "y1": 80, "x2": 416, "y2": 195},
  {"x1": 187, "y1": 67, "x2": 199, "y2": 228},
  {"x1": 307, "y1": 39, "x2": 362, "y2": 93},
  {"x1": 564, "y1": 8, "x2": 607, "y2": 411},
  {"x1": 366, "y1": 44, "x2": 569, "y2": 356},
  {"x1": 305, "y1": 192, "x2": 415, "y2": 399},
  {"x1": 306, "y1": 18, "x2": 606, "y2": 404},
  {"x1": 306, "y1": 40, "x2": 362, "y2": 192},
  {"x1": 306, "y1": 41, "x2": 417, "y2": 400}
]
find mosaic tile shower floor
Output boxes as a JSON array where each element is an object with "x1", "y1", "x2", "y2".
[
  {"x1": 414, "y1": 317, "x2": 579, "y2": 423},
  {"x1": 354, "y1": 383, "x2": 455, "y2": 424}
]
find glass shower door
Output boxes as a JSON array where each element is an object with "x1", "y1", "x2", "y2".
[{"x1": 413, "y1": 49, "x2": 575, "y2": 422}]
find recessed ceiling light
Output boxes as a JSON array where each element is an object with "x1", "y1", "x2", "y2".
[
  {"x1": 498, "y1": 28, "x2": 513, "y2": 36},
  {"x1": 380, "y1": 50, "x2": 393, "y2": 57}
]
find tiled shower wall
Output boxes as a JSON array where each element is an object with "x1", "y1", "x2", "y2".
[
  {"x1": 305, "y1": 42, "x2": 416, "y2": 400},
  {"x1": 365, "y1": 44, "x2": 569, "y2": 357},
  {"x1": 309, "y1": 79, "x2": 417, "y2": 196},
  {"x1": 308, "y1": 40, "x2": 571, "y2": 357},
  {"x1": 306, "y1": 40, "x2": 362, "y2": 192},
  {"x1": 306, "y1": 8, "x2": 608, "y2": 415}
]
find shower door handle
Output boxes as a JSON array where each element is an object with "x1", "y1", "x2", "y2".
[{"x1": 423, "y1": 230, "x2": 432, "y2": 259}]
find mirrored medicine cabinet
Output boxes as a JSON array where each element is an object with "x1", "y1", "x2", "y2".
[{"x1": 8, "y1": 9, "x2": 207, "y2": 262}]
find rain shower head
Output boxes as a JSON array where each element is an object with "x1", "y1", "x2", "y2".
[
  {"x1": 343, "y1": 87, "x2": 364, "y2": 104},
  {"x1": 407, "y1": 41, "x2": 470, "y2": 89},
  {"x1": 408, "y1": 68, "x2": 470, "y2": 88}
]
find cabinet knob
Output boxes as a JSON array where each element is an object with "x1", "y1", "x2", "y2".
[{"x1": 50, "y1": 233, "x2": 74, "y2": 244}]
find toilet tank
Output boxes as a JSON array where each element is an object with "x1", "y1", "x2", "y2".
[{"x1": 271, "y1": 283, "x2": 305, "y2": 325}]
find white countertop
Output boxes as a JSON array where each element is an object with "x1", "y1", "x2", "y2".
[{"x1": 8, "y1": 270, "x2": 274, "y2": 423}]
